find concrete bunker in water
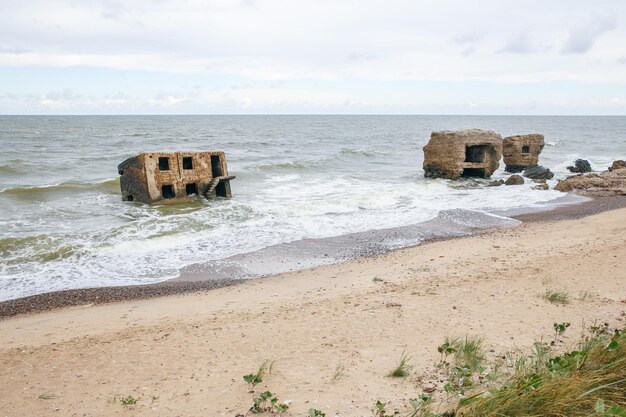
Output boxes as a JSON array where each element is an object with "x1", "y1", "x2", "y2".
[
  {"x1": 423, "y1": 129, "x2": 503, "y2": 180},
  {"x1": 118, "y1": 152, "x2": 235, "y2": 204},
  {"x1": 502, "y1": 134, "x2": 545, "y2": 173}
]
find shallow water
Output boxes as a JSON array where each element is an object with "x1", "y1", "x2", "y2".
[{"x1": 1, "y1": 115, "x2": 624, "y2": 301}]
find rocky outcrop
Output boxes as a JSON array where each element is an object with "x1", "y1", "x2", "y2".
[
  {"x1": 505, "y1": 175, "x2": 524, "y2": 185},
  {"x1": 523, "y1": 166, "x2": 554, "y2": 180},
  {"x1": 488, "y1": 179, "x2": 504, "y2": 187},
  {"x1": 555, "y1": 166, "x2": 626, "y2": 196},
  {"x1": 609, "y1": 160, "x2": 625, "y2": 171},
  {"x1": 567, "y1": 159, "x2": 592, "y2": 173},
  {"x1": 502, "y1": 134, "x2": 545, "y2": 173},
  {"x1": 423, "y1": 129, "x2": 502, "y2": 180},
  {"x1": 533, "y1": 183, "x2": 550, "y2": 190}
]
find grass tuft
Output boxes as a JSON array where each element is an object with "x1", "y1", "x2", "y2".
[
  {"x1": 458, "y1": 327, "x2": 626, "y2": 416},
  {"x1": 388, "y1": 351, "x2": 412, "y2": 378},
  {"x1": 542, "y1": 289, "x2": 570, "y2": 304}
]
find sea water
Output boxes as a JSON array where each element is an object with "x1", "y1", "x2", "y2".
[{"x1": 1, "y1": 115, "x2": 625, "y2": 301}]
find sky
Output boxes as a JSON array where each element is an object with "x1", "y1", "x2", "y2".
[{"x1": 1, "y1": 0, "x2": 625, "y2": 115}]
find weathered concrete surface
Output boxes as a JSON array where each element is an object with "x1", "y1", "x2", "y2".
[
  {"x1": 555, "y1": 167, "x2": 626, "y2": 196},
  {"x1": 118, "y1": 152, "x2": 235, "y2": 204},
  {"x1": 502, "y1": 134, "x2": 545, "y2": 173},
  {"x1": 423, "y1": 129, "x2": 502, "y2": 180}
]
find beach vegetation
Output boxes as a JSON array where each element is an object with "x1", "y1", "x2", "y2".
[
  {"x1": 372, "y1": 276, "x2": 384, "y2": 283},
  {"x1": 388, "y1": 351, "x2": 412, "y2": 378},
  {"x1": 456, "y1": 324, "x2": 626, "y2": 416},
  {"x1": 119, "y1": 395, "x2": 139, "y2": 406},
  {"x1": 372, "y1": 400, "x2": 393, "y2": 417},
  {"x1": 37, "y1": 393, "x2": 60, "y2": 400},
  {"x1": 542, "y1": 289, "x2": 570, "y2": 304},
  {"x1": 332, "y1": 363, "x2": 345, "y2": 381},
  {"x1": 438, "y1": 336, "x2": 460, "y2": 365},
  {"x1": 578, "y1": 290, "x2": 598, "y2": 301},
  {"x1": 244, "y1": 360, "x2": 269, "y2": 392},
  {"x1": 553, "y1": 321, "x2": 571, "y2": 344},
  {"x1": 308, "y1": 409, "x2": 326, "y2": 417},
  {"x1": 249, "y1": 391, "x2": 289, "y2": 415}
]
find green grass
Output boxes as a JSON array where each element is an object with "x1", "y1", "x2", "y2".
[
  {"x1": 388, "y1": 351, "x2": 412, "y2": 378},
  {"x1": 119, "y1": 395, "x2": 139, "y2": 406},
  {"x1": 457, "y1": 327, "x2": 626, "y2": 416},
  {"x1": 542, "y1": 289, "x2": 571, "y2": 304}
]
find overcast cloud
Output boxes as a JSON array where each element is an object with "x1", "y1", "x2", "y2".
[{"x1": 0, "y1": 0, "x2": 625, "y2": 114}]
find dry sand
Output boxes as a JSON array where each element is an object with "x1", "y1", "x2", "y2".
[{"x1": 1, "y1": 207, "x2": 625, "y2": 417}]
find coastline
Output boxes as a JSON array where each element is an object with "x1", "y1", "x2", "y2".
[
  {"x1": 1, "y1": 198, "x2": 625, "y2": 416},
  {"x1": 2, "y1": 194, "x2": 625, "y2": 319}
]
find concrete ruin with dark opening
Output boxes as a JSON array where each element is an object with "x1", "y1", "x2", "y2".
[
  {"x1": 118, "y1": 151, "x2": 235, "y2": 204},
  {"x1": 502, "y1": 134, "x2": 545, "y2": 173},
  {"x1": 423, "y1": 129, "x2": 503, "y2": 180}
]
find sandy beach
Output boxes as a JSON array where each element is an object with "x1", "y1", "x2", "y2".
[{"x1": 1, "y1": 202, "x2": 625, "y2": 416}]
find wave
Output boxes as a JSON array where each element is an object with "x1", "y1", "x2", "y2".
[
  {"x1": 119, "y1": 132, "x2": 150, "y2": 137},
  {"x1": 0, "y1": 178, "x2": 120, "y2": 198},
  {"x1": 253, "y1": 161, "x2": 309, "y2": 171},
  {"x1": 0, "y1": 234, "x2": 78, "y2": 265}
]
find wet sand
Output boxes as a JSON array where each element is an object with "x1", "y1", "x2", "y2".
[{"x1": 2, "y1": 195, "x2": 625, "y2": 319}]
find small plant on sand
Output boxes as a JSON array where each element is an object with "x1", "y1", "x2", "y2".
[
  {"x1": 578, "y1": 290, "x2": 598, "y2": 301},
  {"x1": 542, "y1": 289, "x2": 570, "y2": 304},
  {"x1": 438, "y1": 336, "x2": 460, "y2": 366},
  {"x1": 309, "y1": 409, "x2": 326, "y2": 417},
  {"x1": 372, "y1": 276, "x2": 384, "y2": 283},
  {"x1": 37, "y1": 393, "x2": 60, "y2": 400},
  {"x1": 408, "y1": 395, "x2": 435, "y2": 417},
  {"x1": 249, "y1": 391, "x2": 289, "y2": 415},
  {"x1": 119, "y1": 395, "x2": 139, "y2": 406},
  {"x1": 244, "y1": 360, "x2": 269, "y2": 392},
  {"x1": 388, "y1": 351, "x2": 412, "y2": 378},
  {"x1": 332, "y1": 363, "x2": 346, "y2": 381},
  {"x1": 372, "y1": 400, "x2": 393, "y2": 417},
  {"x1": 553, "y1": 322, "x2": 571, "y2": 344}
]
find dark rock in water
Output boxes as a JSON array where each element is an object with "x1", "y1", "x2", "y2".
[
  {"x1": 533, "y1": 183, "x2": 550, "y2": 190},
  {"x1": 532, "y1": 178, "x2": 547, "y2": 184},
  {"x1": 488, "y1": 179, "x2": 504, "y2": 187},
  {"x1": 523, "y1": 166, "x2": 554, "y2": 180},
  {"x1": 505, "y1": 174, "x2": 524, "y2": 185},
  {"x1": 567, "y1": 159, "x2": 592, "y2": 173},
  {"x1": 609, "y1": 160, "x2": 626, "y2": 172}
]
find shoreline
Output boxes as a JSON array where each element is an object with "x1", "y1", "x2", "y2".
[
  {"x1": 2, "y1": 194, "x2": 625, "y2": 319},
  {"x1": 1, "y1": 199, "x2": 625, "y2": 416}
]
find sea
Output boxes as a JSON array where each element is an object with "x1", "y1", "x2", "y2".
[{"x1": 1, "y1": 115, "x2": 625, "y2": 302}]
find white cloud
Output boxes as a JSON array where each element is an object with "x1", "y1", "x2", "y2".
[
  {"x1": 0, "y1": 0, "x2": 625, "y2": 113},
  {"x1": 561, "y1": 15, "x2": 619, "y2": 54}
]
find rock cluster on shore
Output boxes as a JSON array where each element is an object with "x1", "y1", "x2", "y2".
[{"x1": 555, "y1": 162, "x2": 626, "y2": 196}]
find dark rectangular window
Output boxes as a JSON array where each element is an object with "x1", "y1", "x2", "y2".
[
  {"x1": 161, "y1": 184, "x2": 175, "y2": 199},
  {"x1": 465, "y1": 145, "x2": 486, "y2": 163},
  {"x1": 185, "y1": 183, "x2": 198, "y2": 196},
  {"x1": 211, "y1": 155, "x2": 223, "y2": 177},
  {"x1": 522, "y1": 145, "x2": 530, "y2": 154},
  {"x1": 158, "y1": 157, "x2": 170, "y2": 171},
  {"x1": 126, "y1": 195, "x2": 133, "y2": 201},
  {"x1": 183, "y1": 156, "x2": 193, "y2": 170}
]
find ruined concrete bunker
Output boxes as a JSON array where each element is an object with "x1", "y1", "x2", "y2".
[
  {"x1": 118, "y1": 152, "x2": 235, "y2": 204},
  {"x1": 423, "y1": 129, "x2": 503, "y2": 180},
  {"x1": 502, "y1": 134, "x2": 545, "y2": 173}
]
